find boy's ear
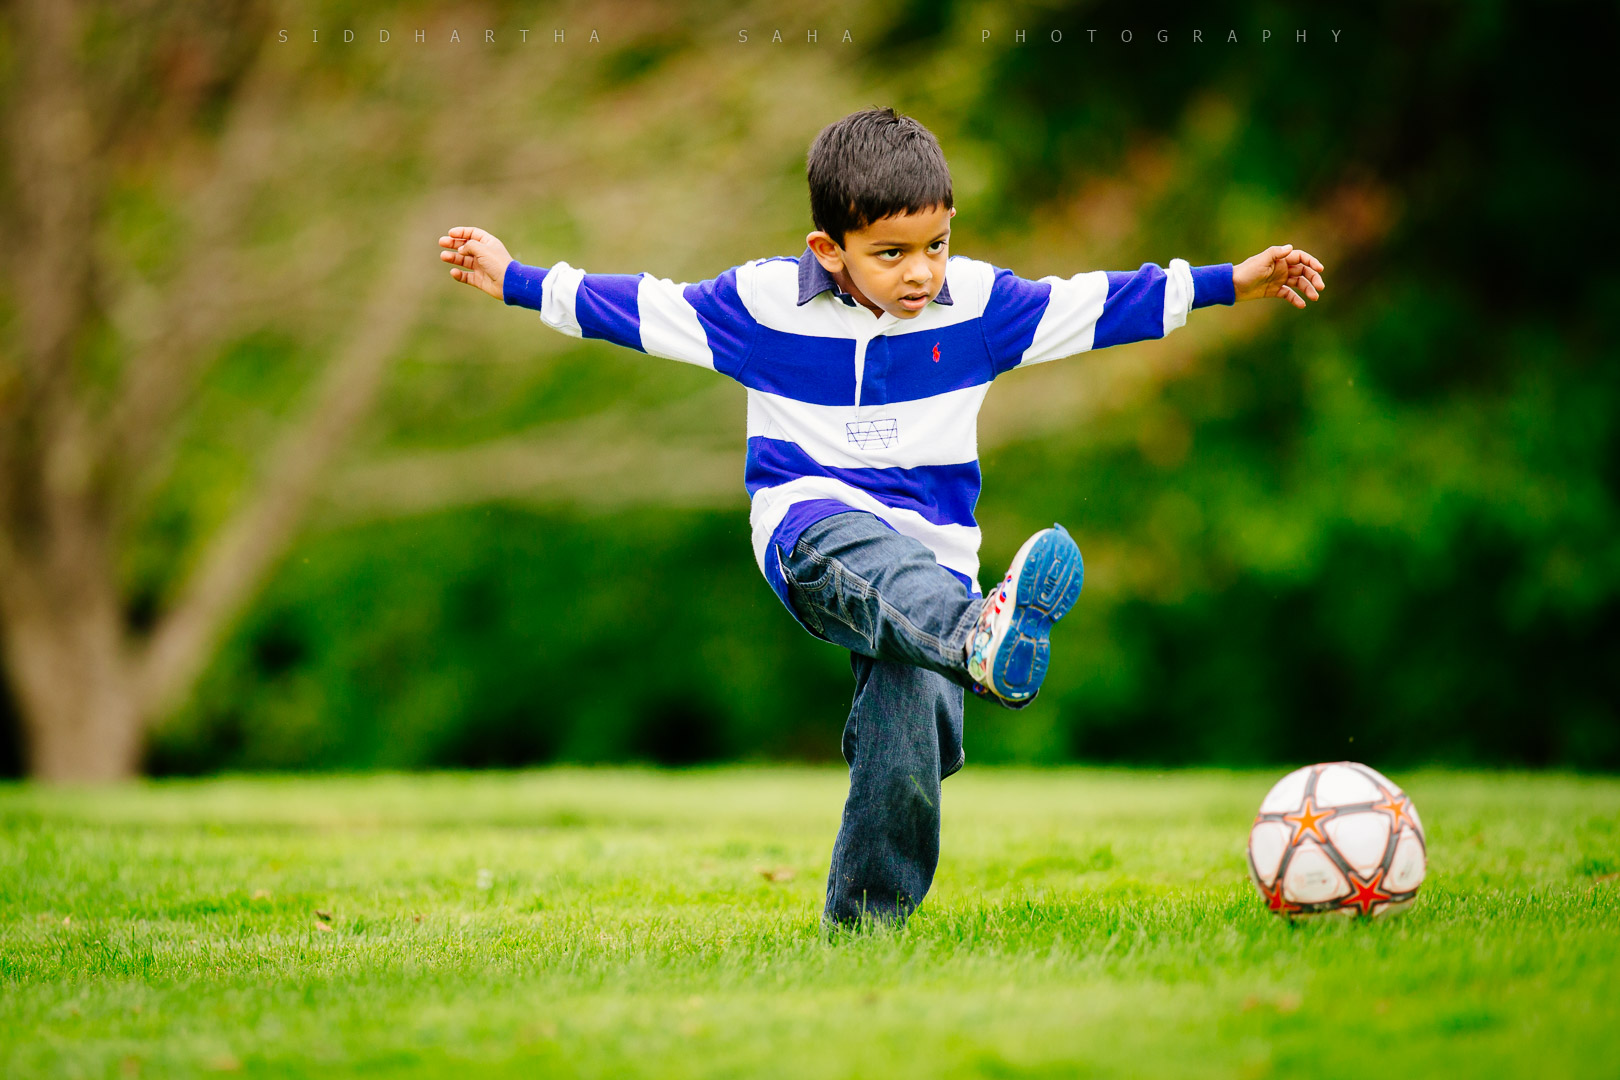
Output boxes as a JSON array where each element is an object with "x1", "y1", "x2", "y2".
[{"x1": 806, "y1": 231, "x2": 845, "y2": 271}]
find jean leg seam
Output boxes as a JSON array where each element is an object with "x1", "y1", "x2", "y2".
[
  {"x1": 875, "y1": 593, "x2": 948, "y2": 658},
  {"x1": 831, "y1": 558, "x2": 882, "y2": 652},
  {"x1": 828, "y1": 556, "x2": 956, "y2": 661},
  {"x1": 946, "y1": 595, "x2": 986, "y2": 655}
]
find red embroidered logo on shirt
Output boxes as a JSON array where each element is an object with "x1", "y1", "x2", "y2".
[{"x1": 932, "y1": 342, "x2": 941, "y2": 363}]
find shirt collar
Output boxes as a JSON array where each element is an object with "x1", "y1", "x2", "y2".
[{"x1": 796, "y1": 246, "x2": 953, "y2": 308}]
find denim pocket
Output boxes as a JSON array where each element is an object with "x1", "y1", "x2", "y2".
[
  {"x1": 778, "y1": 544, "x2": 829, "y2": 638},
  {"x1": 785, "y1": 542, "x2": 837, "y2": 595},
  {"x1": 806, "y1": 559, "x2": 878, "y2": 652}
]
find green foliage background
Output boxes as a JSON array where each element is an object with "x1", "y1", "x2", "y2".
[{"x1": 4, "y1": 0, "x2": 1613, "y2": 774}]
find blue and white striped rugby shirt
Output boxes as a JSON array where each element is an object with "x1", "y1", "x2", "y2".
[{"x1": 503, "y1": 246, "x2": 1234, "y2": 622}]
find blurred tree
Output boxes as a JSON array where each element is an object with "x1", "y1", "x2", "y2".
[{"x1": 0, "y1": 0, "x2": 452, "y2": 780}]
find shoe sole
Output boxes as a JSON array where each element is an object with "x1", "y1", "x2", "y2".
[{"x1": 992, "y1": 525, "x2": 1084, "y2": 699}]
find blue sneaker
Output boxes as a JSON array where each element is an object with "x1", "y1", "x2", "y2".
[{"x1": 966, "y1": 524, "x2": 1084, "y2": 704}]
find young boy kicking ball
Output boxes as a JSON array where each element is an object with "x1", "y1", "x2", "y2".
[{"x1": 437, "y1": 106, "x2": 1326, "y2": 930}]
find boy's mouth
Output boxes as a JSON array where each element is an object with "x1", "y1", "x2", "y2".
[{"x1": 898, "y1": 290, "x2": 930, "y2": 310}]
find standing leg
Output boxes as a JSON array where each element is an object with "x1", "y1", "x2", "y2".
[{"x1": 823, "y1": 653, "x2": 965, "y2": 929}]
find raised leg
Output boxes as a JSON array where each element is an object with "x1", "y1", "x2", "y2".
[{"x1": 779, "y1": 512, "x2": 984, "y2": 690}]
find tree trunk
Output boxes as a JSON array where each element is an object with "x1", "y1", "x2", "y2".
[
  {"x1": 0, "y1": 552, "x2": 142, "y2": 782},
  {"x1": 0, "y1": 0, "x2": 139, "y2": 782}
]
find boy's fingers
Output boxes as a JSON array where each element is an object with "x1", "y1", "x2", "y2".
[{"x1": 1290, "y1": 249, "x2": 1325, "y2": 274}]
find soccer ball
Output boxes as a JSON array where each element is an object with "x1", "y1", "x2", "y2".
[{"x1": 1247, "y1": 761, "x2": 1427, "y2": 918}]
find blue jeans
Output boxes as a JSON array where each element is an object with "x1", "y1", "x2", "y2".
[{"x1": 776, "y1": 511, "x2": 1006, "y2": 928}]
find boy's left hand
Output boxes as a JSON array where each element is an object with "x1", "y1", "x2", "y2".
[{"x1": 1233, "y1": 244, "x2": 1326, "y2": 308}]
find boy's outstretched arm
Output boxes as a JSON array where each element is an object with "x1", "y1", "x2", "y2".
[
  {"x1": 980, "y1": 244, "x2": 1327, "y2": 375},
  {"x1": 436, "y1": 225, "x2": 755, "y2": 376}
]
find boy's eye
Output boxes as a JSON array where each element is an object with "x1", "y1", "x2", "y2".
[{"x1": 880, "y1": 240, "x2": 946, "y2": 259}]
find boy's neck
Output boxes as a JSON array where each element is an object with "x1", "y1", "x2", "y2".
[{"x1": 832, "y1": 266, "x2": 885, "y2": 318}]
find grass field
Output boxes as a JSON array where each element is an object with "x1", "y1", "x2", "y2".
[{"x1": 3, "y1": 767, "x2": 1618, "y2": 1078}]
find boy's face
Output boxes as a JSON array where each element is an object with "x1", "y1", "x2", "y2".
[{"x1": 807, "y1": 204, "x2": 956, "y2": 320}]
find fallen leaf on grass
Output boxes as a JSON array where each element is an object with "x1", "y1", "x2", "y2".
[
  {"x1": 755, "y1": 865, "x2": 796, "y2": 883},
  {"x1": 412, "y1": 913, "x2": 423, "y2": 923},
  {"x1": 62, "y1": 915, "x2": 72, "y2": 927},
  {"x1": 314, "y1": 921, "x2": 333, "y2": 933},
  {"x1": 1241, "y1": 993, "x2": 1302, "y2": 1014}
]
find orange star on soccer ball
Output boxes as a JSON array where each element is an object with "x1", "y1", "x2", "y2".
[
  {"x1": 1283, "y1": 797, "x2": 1331, "y2": 846},
  {"x1": 1345, "y1": 869, "x2": 1392, "y2": 917},
  {"x1": 1374, "y1": 790, "x2": 1413, "y2": 830},
  {"x1": 1258, "y1": 877, "x2": 1299, "y2": 914}
]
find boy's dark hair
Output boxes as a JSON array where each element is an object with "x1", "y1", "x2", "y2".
[{"x1": 807, "y1": 106, "x2": 954, "y2": 250}]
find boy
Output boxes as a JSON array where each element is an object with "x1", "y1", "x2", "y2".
[{"x1": 436, "y1": 107, "x2": 1326, "y2": 930}]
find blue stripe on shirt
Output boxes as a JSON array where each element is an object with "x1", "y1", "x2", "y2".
[
  {"x1": 738, "y1": 325, "x2": 858, "y2": 405},
  {"x1": 683, "y1": 266, "x2": 755, "y2": 377},
  {"x1": 573, "y1": 273, "x2": 645, "y2": 349},
  {"x1": 502, "y1": 262, "x2": 548, "y2": 308},
  {"x1": 860, "y1": 320, "x2": 993, "y2": 406},
  {"x1": 744, "y1": 437, "x2": 981, "y2": 528},
  {"x1": 982, "y1": 267, "x2": 1052, "y2": 376},
  {"x1": 1192, "y1": 263, "x2": 1235, "y2": 307},
  {"x1": 1095, "y1": 263, "x2": 1169, "y2": 350}
]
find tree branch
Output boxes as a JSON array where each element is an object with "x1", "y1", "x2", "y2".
[
  {"x1": 132, "y1": 195, "x2": 450, "y2": 721},
  {"x1": 0, "y1": 0, "x2": 103, "y2": 564},
  {"x1": 101, "y1": 43, "x2": 291, "y2": 498}
]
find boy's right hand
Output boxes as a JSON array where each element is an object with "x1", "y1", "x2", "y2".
[{"x1": 438, "y1": 226, "x2": 514, "y2": 301}]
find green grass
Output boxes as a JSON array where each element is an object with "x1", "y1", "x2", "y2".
[{"x1": 3, "y1": 767, "x2": 1618, "y2": 1078}]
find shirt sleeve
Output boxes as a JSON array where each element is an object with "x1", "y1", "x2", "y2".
[
  {"x1": 501, "y1": 258, "x2": 757, "y2": 378},
  {"x1": 981, "y1": 259, "x2": 1235, "y2": 376}
]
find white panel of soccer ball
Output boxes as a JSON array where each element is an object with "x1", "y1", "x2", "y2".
[{"x1": 1248, "y1": 761, "x2": 1427, "y2": 917}]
